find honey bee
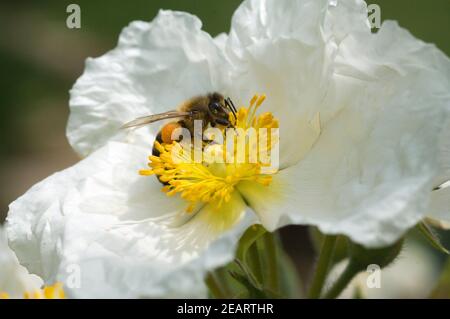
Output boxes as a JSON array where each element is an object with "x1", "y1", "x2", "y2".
[{"x1": 122, "y1": 92, "x2": 237, "y2": 157}]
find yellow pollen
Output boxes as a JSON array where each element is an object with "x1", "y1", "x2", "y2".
[
  {"x1": 1, "y1": 282, "x2": 65, "y2": 299},
  {"x1": 140, "y1": 94, "x2": 279, "y2": 212}
]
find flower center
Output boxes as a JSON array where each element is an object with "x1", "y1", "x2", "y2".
[{"x1": 139, "y1": 94, "x2": 279, "y2": 212}]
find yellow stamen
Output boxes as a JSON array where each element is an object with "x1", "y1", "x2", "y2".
[
  {"x1": 0, "y1": 292, "x2": 9, "y2": 299},
  {"x1": 140, "y1": 94, "x2": 278, "y2": 212},
  {"x1": 42, "y1": 282, "x2": 65, "y2": 299},
  {"x1": 1, "y1": 282, "x2": 65, "y2": 299}
]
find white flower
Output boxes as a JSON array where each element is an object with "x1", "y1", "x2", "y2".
[
  {"x1": 0, "y1": 227, "x2": 43, "y2": 298},
  {"x1": 5, "y1": 0, "x2": 450, "y2": 298}
]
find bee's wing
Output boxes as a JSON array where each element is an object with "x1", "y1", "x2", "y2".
[{"x1": 121, "y1": 111, "x2": 192, "y2": 129}]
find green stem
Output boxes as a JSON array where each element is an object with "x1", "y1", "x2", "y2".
[
  {"x1": 247, "y1": 243, "x2": 264, "y2": 284},
  {"x1": 323, "y1": 261, "x2": 361, "y2": 299},
  {"x1": 206, "y1": 268, "x2": 234, "y2": 299},
  {"x1": 263, "y1": 231, "x2": 280, "y2": 294},
  {"x1": 205, "y1": 273, "x2": 226, "y2": 298},
  {"x1": 216, "y1": 268, "x2": 234, "y2": 297},
  {"x1": 307, "y1": 235, "x2": 337, "y2": 299}
]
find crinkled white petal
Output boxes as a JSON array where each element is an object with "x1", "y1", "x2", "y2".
[
  {"x1": 68, "y1": 10, "x2": 231, "y2": 157},
  {"x1": 434, "y1": 120, "x2": 450, "y2": 188},
  {"x1": 229, "y1": 0, "x2": 328, "y2": 48},
  {"x1": 324, "y1": 0, "x2": 371, "y2": 43},
  {"x1": 7, "y1": 142, "x2": 257, "y2": 298},
  {"x1": 428, "y1": 187, "x2": 450, "y2": 228},
  {"x1": 334, "y1": 19, "x2": 450, "y2": 82},
  {"x1": 238, "y1": 14, "x2": 450, "y2": 246},
  {"x1": 0, "y1": 227, "x2": 43, "y2": 298},
  {"x1": 227, "y1": 0, "x2": 343, "y2": 168}
]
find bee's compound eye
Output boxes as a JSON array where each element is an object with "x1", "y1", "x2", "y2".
[{"x1": 209, "y1": 101, "x2": 222, "y2": 114}]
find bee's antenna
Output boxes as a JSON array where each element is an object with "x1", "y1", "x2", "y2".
[
  {"x1": 226, "y1": 97, "x2": 237, "y2": 113},
  {"x1": 225, "y1": 97, "x2": 237, "y2": 120},
  {"x1": 228, "y1": 97, "x2": 237, "y2": 113}
]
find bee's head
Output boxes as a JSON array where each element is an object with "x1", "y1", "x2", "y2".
[{"x1": 208, "y1": 93, "x2": 232, "y2": 127}]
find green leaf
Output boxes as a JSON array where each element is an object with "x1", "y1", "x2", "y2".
[
  {"x1": 235, "y1": 224, "x2": 266, "y2": 262},
  {"x1": 277, "y1": 249, "x2": 303, "y2": 298},
  {"x1": 349, "y1": 238, "x2": 404, "y2": 270},
  {"x1": 417, "y1": 221, "x2": 449, "y2": 255},
  {"x1": 430, "y1": 258, "x2": 450, "y2": 298},
  {"x1": 229, "y1": 258, "x2": 286, "y2": 298},
  {"x1": 233, "y1": 258, "x2": 262, "y2": 290},
  {"x1": 228, "y1": 270, "x2": 267, "y2": 299}
]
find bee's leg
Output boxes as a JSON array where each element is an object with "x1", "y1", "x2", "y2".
[
  {"x1": 152, "y1": 132, "x2": 170, "y2": 186},
  {"x1": 152, "y1": 131, "x2": 164, "y2": 157}
]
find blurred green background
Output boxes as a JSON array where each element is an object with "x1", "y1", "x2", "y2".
[{"x1": 0, "y1": 0, "x2": 449, "y2": 298}]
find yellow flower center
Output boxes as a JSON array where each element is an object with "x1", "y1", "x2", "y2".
[
  {"x1": 139, "y1": 94, "x2": 279, "y2": 212},
  {"x1": 0, "y1": 282, "x2": 65, "y2": 299}
]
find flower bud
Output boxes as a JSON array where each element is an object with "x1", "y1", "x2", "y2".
[{"x1": 348, "y1": 238, "x2": 404, "y2": 272}]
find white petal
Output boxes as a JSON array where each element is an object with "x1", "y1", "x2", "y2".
[
  {"x1": 324, "y1": 0, "x2": 371, "y2": 43},
  {"x1": 433, "y1": 119, "x2": 450, "y2": 188},
  {"x1": 57, "y1": 194, "x2": 254, "y2": 298},
  {"x1": 213, "y1": 32, "x2": 228, "y2": 51},
  {"x1": 226, "y1": 0, "x2": 375, "y2": 169},
  {"x1": 335, "y1": 20, "x2": 450, "y2": 82},
  {"x1": 6, "y1": 142, "x2": 149, "y2": 281},
  {"x1": 0, "y1": 227, "x2": 43, "y2": 298},
  {"x1": 229, "y1": 0, "x2": 328, "y2": 48},
  {"x1": 427, "y1": 187, "x2": 450, "y2": 228},
  {"x1": 7, "y1": 141, "x2": 256, "y2": 298},
  {"x1": 68, "y1": 10, "x2": 230, "y2": 157},
  {"x1": 239, "y1": 62, "x2": 450, "y2": 248},
  {"x1": 226, "y1": 0, "x2": 344, "y2": 168}
]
